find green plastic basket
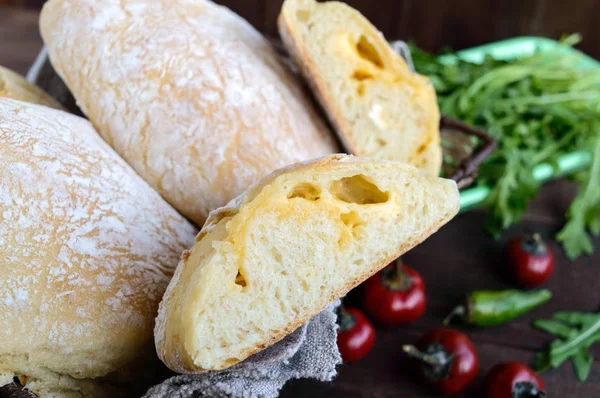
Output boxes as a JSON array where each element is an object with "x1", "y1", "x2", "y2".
[{"x1": 452, "y1": 37, "x2": 598, "y2": 211}]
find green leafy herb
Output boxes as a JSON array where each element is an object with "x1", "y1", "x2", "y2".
[
  {"x1": 557, "y1": 136, "x2": 600, "y2": 258},
  {"x1": 533, "y1": 311, "x2": 600, "y2": 381},
  {"x1": 411, "y1": 35, "x2": 600, "y2": 258}
]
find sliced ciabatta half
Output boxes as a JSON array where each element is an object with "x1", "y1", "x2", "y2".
[
  {"x1": 155, "y1": 155, "x2": 459, "y2": 373},
  {"x1": 278, "y1": 0, "x2": 442, "y2": 176}
]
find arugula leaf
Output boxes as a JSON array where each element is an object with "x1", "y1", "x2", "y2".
[
  {"x1": 573, "y1": 348, "x2": 593, "y2": 381},
  {"x1": 532, "y1": 319, "x2": 572, "y2": 337},
  {"x1": 411, "y1": 36, "x2": 600, "y2": 259},
  {"x1": 533, "y1": 311, "x2": 600, "y2": 381},
  {"x1": 557, "y1": 134, "x2": 600, "y2": 258}
]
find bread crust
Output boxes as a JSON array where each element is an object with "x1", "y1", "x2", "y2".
[
  {"x1": 278, "y1": 0, "x2": 442, "y2": 176},
  {"x1": 0, "y1": 99, "x2": 197, "y2": 395},
  {"x1": 278, "y1": 14, "x2": 359, "y2": 155},
  {"x1": 155, "y1": 154, "x2": 459, "y2": 372},
  {"x1": 40, "y1": 0, "x2": 339, "y2": 226}
]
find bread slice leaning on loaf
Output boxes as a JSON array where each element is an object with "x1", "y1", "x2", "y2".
[
  {"x1": 0, "y1": 66, "x2": 64, "y2": 110},
  {"x1": 0, "y1": 99, "x2": 196, "y2": 397},
  {"x1": 40, "y1": 0, "x2": 339, "y2": 226},
  {"x1": 155, "y1": 154, "x2": 459, "y2": 373},
  {"x1": 279, "y1": 0, "x2": 442, "y2": 176}
]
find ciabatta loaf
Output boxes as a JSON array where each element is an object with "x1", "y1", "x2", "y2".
[
  {"x1": 0, "y1": 66, "x2": 64, "y2": 110},
  {"x1": 279, "y1": 0, "x2": 442, "y2": 176},
  {"x1": 40, "y1": 0, "x2": 339, "y2": 226},
  {"x1": 155, "y1": 154, "x2": 459, "y2": 373},
  {"x1": 0, "y1": 99, "x2": 196, "y2": 396}
]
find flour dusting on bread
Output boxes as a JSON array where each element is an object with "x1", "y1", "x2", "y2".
[
  {"x1": 0, "y1": 99, "x2": 196, "y2": 396},
  {"x1": 40, "y1": 0, "x2": 338, "y2": 226}
]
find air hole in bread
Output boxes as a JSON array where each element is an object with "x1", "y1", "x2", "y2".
[
  {"x1": 222, "y1": 358, "x2": 241, "y2": 367},
  {"x1": 340, "y1": 211, "x2": 363, "y2": 231},
  {"x1": 376, "y1": 138, "x2": 387, "y2": 147},
  {"x1": 270, "y1": 247, "x2": 283, "y2": 263},
  {"x1": 356, "y1": 35, "x2": 384, "y2": 68},
  {"x1": 357, "y1": 83, "x2": 366, "y2": 97},
  {"x1": 352, "y1": 70, "x2": 374, "y2": 81},
  {"x1": 300, "y1": 278, "x2": 310, "y2": 292},
  {"x1": 330, "y1": 174, "x2": 390, "y2": 204},
  {"x1": 416, "y1": 137, "x2": 432, "y2": 154},
  {"x1": 235, "y1": 271, "x2": 247, "y2": 287},
  {"x1": 287, "y1": 183, "x2": 321, "y2": 201},
  {"x1": 296, "y1": 9, "x2": 311, "y2": 22}
]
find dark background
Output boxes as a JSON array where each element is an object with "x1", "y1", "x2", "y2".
[
  {"x1": 1, "y1": 1, "x2": 599, "y2": 397},
  {"x1": 2, "y1": 0, "x2": 600, "y2": 58}
]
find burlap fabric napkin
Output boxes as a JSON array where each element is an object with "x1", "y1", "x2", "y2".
[{"x1": 143, "y1": 302, "x2": 341, "y2": 398}]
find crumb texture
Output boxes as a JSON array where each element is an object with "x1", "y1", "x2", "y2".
[
  {"x1": 155, "y1": 155, "x2": 459, "y2": 373},
  {"x1": 279, "y1": 0, "x2": 442, "y2": 176}
]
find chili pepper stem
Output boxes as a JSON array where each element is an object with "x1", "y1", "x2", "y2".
[
  {"x1": 381, "y1": 258, "x2": 413, "y2": 291},
  {"x1": 403, "y1": 343, "x2": 455, "y2": 381},
  {"x1": 443, "y1": 305, "x2": 466, "y2": 326},
  {"x1": 514, "y1": 381, "x2": 547, "y2": 398},
  {"x1": 402, "y1": 345, "x2": 439, "y2": 366},
  {"x1": 521, "y1": 232, "x2": 547, "y2": 256},
  {"x1": 336, "y1": 304, "x2": 356, "y2": 332}
]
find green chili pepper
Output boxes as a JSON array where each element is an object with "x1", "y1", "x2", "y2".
[{"x1": 445, "y1": 289, "x2": 552, "y2": 327}]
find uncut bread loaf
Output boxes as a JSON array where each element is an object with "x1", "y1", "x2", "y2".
[
  {"x1": 40, "y1": 0, "x2": 339, "y2": 226},
  {"x1": 155, "y1": 154, "x2": 459, "y2": 373},
  {"x1": 279, "y1": 0, "x2": 442, "y2": 176},
  {"x1": 0, "y1": 65, "x2": 64, "y2": 110},
  {"x1": 0, "y1": 99, "x2": 196, "y2": 397}
]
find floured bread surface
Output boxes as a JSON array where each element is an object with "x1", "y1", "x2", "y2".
[
  {"x1": 279, "y1": 0, "x2": 442, "y2": 176},
  {"x1": 40, "y1": 0, "x2": 339, "y2": 226},
  {"x1": 0, "y1": 66, "x2": 64, "y2": 110},
  {"x1": 155, "y1": 154, "x2": 459, "y2": 373},
  {"x1": 0, "y1": 99, "x2": 196, "y2": 396}
]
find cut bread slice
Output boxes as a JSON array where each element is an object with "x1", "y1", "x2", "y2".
[
  {"x1": 155, "y1": 154, "x2": 459, "y2": 372},
  {"x1": 278, "y1": 0, "x2": 442, "y2": 176}
]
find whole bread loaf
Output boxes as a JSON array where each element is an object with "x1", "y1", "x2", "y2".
[
  {"x1": 0, "y1": 99, "x2": 196, "y2": 397},
  {"x1": 155, "y1": 154, "x2": 459, "y2": 373},
  {"x1": 279, "y1": 0, "x2": 442, "y2": 176},
  {"x1": 40, "y1": 0, "x2": 339, "y2": 226}
]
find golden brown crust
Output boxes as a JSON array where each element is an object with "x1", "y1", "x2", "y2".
[{"x1": 0, "y1": 99, "x2": 196, "y2": 394}]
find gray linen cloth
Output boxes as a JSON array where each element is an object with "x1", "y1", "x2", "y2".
[{"x1": 143, "y1": 302, "x2": 341, "y2": 398}]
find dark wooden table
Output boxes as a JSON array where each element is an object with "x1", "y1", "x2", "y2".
[{"x1": 2, "y1": 7, "x2": 599, "y2": 398}]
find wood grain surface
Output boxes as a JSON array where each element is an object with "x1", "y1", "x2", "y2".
[{"x1": 1, "y1": 7, "x2": 599, "y2": 398}]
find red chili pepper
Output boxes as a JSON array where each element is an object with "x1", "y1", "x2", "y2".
[
  {"x1": 362, "y1": 260, "x2": 426, "y2": 325},
  {"x1": 507, "y1": 233, "x2": 554, "y2": 288},
  {"x1": 403, "y1": 328, "x2": 479, "y2": 395},
  {"x1": 484, "y1": 362, "x2": 546, "y2": 398},
  {"x1": 336, "y1": 306, "x2": 375, "y2": 363}
]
